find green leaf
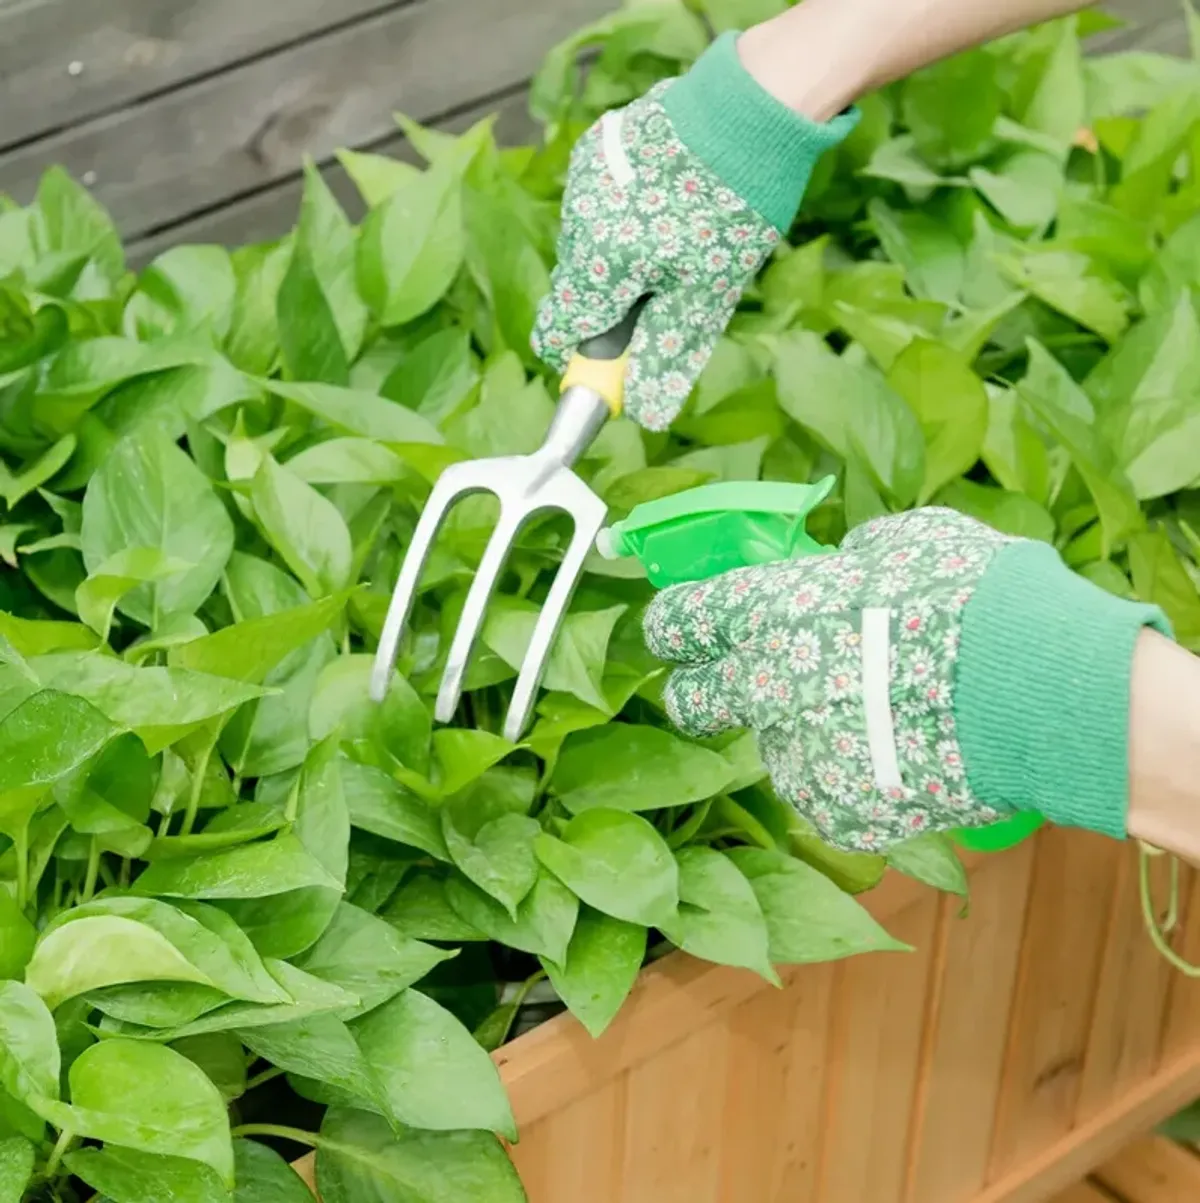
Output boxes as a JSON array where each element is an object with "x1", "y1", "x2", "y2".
[
  {"x1": 358, "y1": 162, "x2": 465, "y2": 326},
  {"x1": 772, "y1": 330, "x2": 924, "y2": 506},
  {"x1": 430, "y1": 729, "x2": 513, "y2": 797},
  {"x1": 315, "y1": 1108, "x2": 525, "y2": 1203},
  {"x1": 341, "y1": 760, "x2": 448, "y2": 861},
  {"x1": 169, "y1": 593, "x2": 349, "y2": 683},
  {"x1": 0, "y1": 983, "x2": 59, "y2": 1110},
  {"x1": 171, "y1": 1031, "x2": 247, "y2": 1102},
  {"x1": 484, "y1": 603, "x2": 625, "y2": 712},
  {"x1": 259, "y1": 379, "x2": 443, "y2": 446},
  {"x1": 225, "y1": 243, "x2": 290, "y2": 376},
  {"x1": 1018, "y1": 340, "x2": 1142, "y2": 554},
  {"x1": 551, "y1": 724, "x2": 734, "y2": 813},
  {"x1": 1128, "y1": 527, "x2": 1200, "y2": 648},
  {"x1": 286, "y1": 439, "x2": 409, "y2": 487},
  {"x1": 28, "y1": 655, "x2": 266, "y2": 755},
  {"x1": 35, "y1": 166, "x2": 124, "y2": 283},
  {"x1": 937, "y1": 479, "x2": 1055, "y2": 542},
  {"x1": 38, "y1": 1040, "x2": 234, "y2": 1186},
  {"x1": 0, "y1": 435, "x2": 75, "y2": 509},
  {"x1": 886, "y1": 832, "x2": 969, "y2": 895},
  {"x1": 294, "y1": 903, "x2": 453, "y2": 1018},
  {"x1": 998, "y1": 248, "x2": 1129, "y2": 343},
  {"x1": 867, "y1": 199, "x2": 965, "y2": 304},
  {"x1": 0, "y1": 1137, "x2": 33, "y2": 1203},
  {"x1": 0, "y1": 896, "x2": 35, "y2": 982},
  {"x1": 123, "y1": 245, "x2": 236, "y2": 343},
  {"x1": 661, "y1": 847, "x2": 779, "y2": 983},
  {"x1": 27, "y1": 896, "x2": 288, "y2": 1009},
  {"x1": 232, "y1": 1140, "x2": 314, "y2": 1202},
  {"x1": 133, "y1": 831, "x2": 340, "y2": 899},
  {"x1": 445, "y1": 868, "x2": 577, "y2": 964},
  {"x1": 900, "y1": 47, "x2": 1001, "y2": 169},
  {"x1": 383, "y1": 872, "x2": 488, "y2": 943},
  {"x1": 887, "y1": 338, "x2": 989, "y2": 503},
  {"x1": 80, "y1": 429, "x2": 233, "y2": 627},
  {"x1": 728, "y1": 849, "x2": 910, "y2": 963},
  {"x1": 221, "y1": 737, "x2": 350, "y2": 958},
  {"x1": 352, "y1": 990, "x2": 515, "y2": 1138},
  {"x1": 535, "y1": 809, "x2": 678, "y2": 928},
  {"x1": 337, "y1": 149, "x2": 421, "y2": 208},
  {"x1": 379, "y1": 327, "x2": 477, "y2": 424},
  {"x1": 541, "y1": 906, "x2": 645, "y2": 1039},
  {"x1": 442, "y1": 811, "x2": 539, "y2": 919},
  {"x1": 251, "y1": 456, "x2": 352, "y2": 599},
  {"x1": 65, "y1": 1145, "x2": 227, "y2": 1203},
  {"x1": 76, "y1": 547, "x2": 194, "y2": 641}
]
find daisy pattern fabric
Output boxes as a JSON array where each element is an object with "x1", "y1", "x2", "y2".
[
  {"x1": 532, "y1": 81, "x2": 780, "y2": 431},
  {"x1": 643, "y1": 509, "x2": 1016, "y2": 852}
]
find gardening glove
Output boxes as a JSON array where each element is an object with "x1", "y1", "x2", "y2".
[
  {"x1": 532, "y1": 32, "x2": 858, "y2": 431},
  {"x1": 643, "y1": 508, "x2": 1172, "y2": 853}
]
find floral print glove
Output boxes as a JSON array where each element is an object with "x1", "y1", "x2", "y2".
[
  {"x1": 532, "y1": 34, "x2": 858, "y2": 431},
  {"x1": 644, "y1": 509, "x2": 1172, "y2": 853}
]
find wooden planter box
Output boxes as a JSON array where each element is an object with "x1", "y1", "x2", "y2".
[{"x1": 297, "y1": 828, "x2": 1200, "y2": 1202}]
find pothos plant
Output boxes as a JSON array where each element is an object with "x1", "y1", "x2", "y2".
[{"x1": 2, "y1": 0, "x2": 1200, "y2": 1199}]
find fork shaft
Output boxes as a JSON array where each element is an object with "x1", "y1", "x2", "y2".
[{"x1": 535, "y1": 387, "x2": 610, "y2": 475}]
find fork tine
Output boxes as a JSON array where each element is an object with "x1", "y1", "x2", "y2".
[
  {"x1": 503, "y1": 508, "x2": 605, "y2": 742},
  {"x1": 370, "y1": 467, "x2": 473, "y2": 702},
  {"x1": 435, "y1": 509, "x2": 523, "y2": 724}
]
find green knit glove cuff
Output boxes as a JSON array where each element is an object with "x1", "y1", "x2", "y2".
[
  {"x1": 662, "y1": 32, "x2": 861, "y2": 232},
  {"x1": 956, "y1": 542, "x2": 1172, "y2": 840}
]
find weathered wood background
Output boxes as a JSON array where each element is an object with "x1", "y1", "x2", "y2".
[{"x1": 0, "y1": 0, "x2": 1187, "y2": 264}]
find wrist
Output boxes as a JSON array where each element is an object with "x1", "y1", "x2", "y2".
[
  {"x1": 953, "y1": 541, "x2": 1171, "y2": 839},
  {"x1": 662, "y1": 32, "x2": 859, "y2": 233}
]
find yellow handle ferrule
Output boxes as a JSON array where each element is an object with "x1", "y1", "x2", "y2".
[{"x1": 560, "y1": 351, "x2": 628, "y2": 417}]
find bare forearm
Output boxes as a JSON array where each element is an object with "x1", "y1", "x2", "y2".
[
  {"x1": 738, "y1": 0, "x2": 1089, "y2": 121},
  {"x1": 1127, "y1": 631, "x2": 1200, "y2": 864}
]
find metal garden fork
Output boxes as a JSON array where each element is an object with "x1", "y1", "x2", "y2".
[{"x1": 370, "y1": 306, "x2": 643, "y2": 742}]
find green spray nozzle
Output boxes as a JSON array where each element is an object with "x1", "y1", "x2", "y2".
[{"x1": 597, "y1": 476, "x2": 838, "y2": 587}]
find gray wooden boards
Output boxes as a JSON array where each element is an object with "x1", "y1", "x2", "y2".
[{"x1": 1, "y1": 0, "x2": 611, "y2": 240}]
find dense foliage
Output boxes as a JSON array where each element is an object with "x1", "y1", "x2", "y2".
[{"x1": 2, "y1": 0, "x2": 1200, "y2": 1198}]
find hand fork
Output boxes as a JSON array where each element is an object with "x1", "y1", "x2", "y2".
[{"x1": 370, "y1": 306, "x2": 643, "y2": 743}]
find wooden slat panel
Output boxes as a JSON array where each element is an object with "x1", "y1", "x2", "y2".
[
  {"x1": 0, "y1": 0, "x2": 394, "y2": 150},
  {"x1": 1093, "y1": 1136, "x2": 1200, "y2": 1202},
  {"x1": 716, "y1": 962, "x2": 836, "y2": 1203},
  {"x1": 1161, "y1": 866, "x2": 1200, "y2": 1060},
  {"x1": 618, "y1": 1025, "x2": 728, "y2": 1203},
  {"x1": 508, "y1": 1079, "x2": 628, "y2": 1203},
  {"x1": 986, "y1": 830, "x2": 1123, "y2": 1180},
  {"x1": 904, "y1": 842, "x2": 1037, "y2": 1203},
  {"x1": 1077, "y1": 847, "x2": 1175, "y2": 1122},
  {"x1": 1047, "y1": 1185, "x2": 1115, "y2": 1203},
  {"x1": 814, "y1": 895, "x2": 941, "y2": 1203},
  {"x1": 2, "y1": 0, "x2": 612, "y2": 240},
  {"x1": 125, "y1": 87, "x2": 536, "y2": 264}
]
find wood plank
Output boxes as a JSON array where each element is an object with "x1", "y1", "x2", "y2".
[
  {"x1": 814, "y1": 894, "x2": 942, "y2": 1203},
  {"x1": 903, "y1": 842, "x2": 1037, "y2": 1203},
  {"x1": 1160, "y1": 866, "x2": 1200, "y2": 1060},
  {"x1": 0, "y1": 0, "x2": 395, "y2": 150},
  {"x1": 1, "y1": 0, "x2": 613, "y2": 240},
  {"x1": 618, "y1": 1025, "x2": 728, "y2": 1203},
  {"x1": 1076, "y1": 847, "x2": 1175, "y2": 1122},
  {"x1": 986, "y1": 830, "x2": 1123, "y2": 1180},
  {"x1": 496, "y1": 861, "x2": 939, "y2": 1129},
  {"x1": 715, "y1": 962, "x2": 836, "y2": 1203},
  {"x1": 973, "y1": 1046, "x2": 1200, "y2": 1203},
  {"x1": 1093, "y1": 1136, "x2": 1200, "y2": 1202},
  {"x1": 126, "y1": 87, "x2": 536, "y2": 264},
  {"x1": 507, "y1": 1079, "x2": 628, "y2": 1203},
  {"x1": 1047, "y1": 1186, "x2": 1116, "y2": 1203}
]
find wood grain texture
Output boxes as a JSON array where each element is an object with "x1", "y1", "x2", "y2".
[
  {"x1": 814, "y1": 894, "x2": 942, "y2": 1203},
  {"x1": 986, "y1": 829, "x2": 1123, "y2": 1180},
  {"x1": 1046, "y1": 1185, "x2": 1116, "y2": 1203},
  {"x1": 1076, "y1": 848, "x2": 1175, "y2": 1122},
  {"x1": 0, "y1": 0, "x2": 396, "y2": 149},
  {"x1": 1, "y1": 0, "x2": 612, "y2": 240},
  {"x1": 1093, "y1": 1136, "x2": 1200, "y2": 1202},
  {"x1": 903, "y1": 842, "x2": 1037, "y2": 1203},
  {"x1": 1161, "y1": 866, "x2": 1200, "y2": 1060},
  {"x1": 125, "y1": 87, "x2": 536, "y2": 265},
  {"x1": 716, "y1": 962, "x2": 836, "y2": 1203}
]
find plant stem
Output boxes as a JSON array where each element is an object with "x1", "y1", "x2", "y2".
[
  {"x1": 119, "y1": 857, "x2": 131, "y2": 889},
  {"x1": 180, "y1": 739, "x2": 214, "y2": 837},
  {"x1": 14, "y1": 824, "x2": 29, "y2": 910},
  {"x1": 230, "y1": 1123, "x2": 321, "y2": 1147},
  {"x1": 43, "y1": 1128, "x2": 74, "y2": 1179},
  {"x1": 81, "y1": 838, "x2": 100, "y2": 903},
  {"x1": 244, "y1": 1065, "x2": 285, "y2": 1092}
]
